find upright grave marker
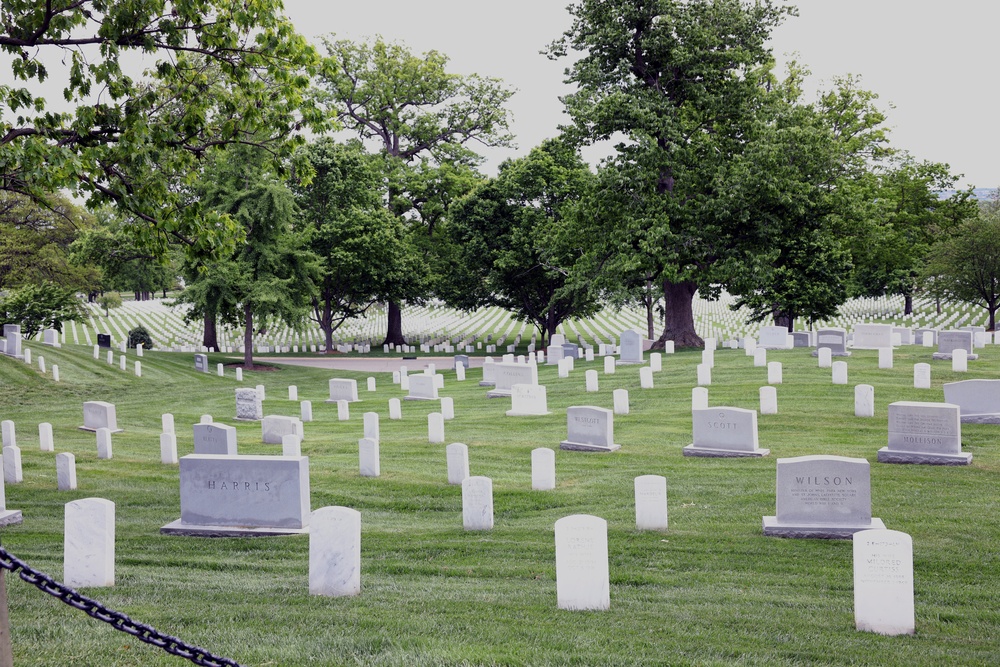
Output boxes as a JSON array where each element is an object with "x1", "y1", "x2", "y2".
[
  {"x1": 235, "y1": 388, "x2": 263, "y2": 421},
  {"x1": 763, "y1": 455, "x2": 885, "y2": 539},
  {"x1": 555, "y1": 515, "x2": 609, "y2": 611},
  {"x1": 80, "y1": 401, "x2": 121, "y2": 433},
  {"x1": 684, "y1": 407, "x2": 768, "y2": 458},
  {"x1": 853, "y1": 529, "x2": 914, "y2": 636},
  {"x1": 309, "y1": 506, "x2": 361, "y2": 597},
  {"x1": 560, "y1": 407, "x2": 620, "y2": 452},
  {"x1": 878, "y1": 401, "x2": 970, "y2": 465},
  {"x1": 64, "y1": 498, "x2": 115, "y2": 587},
  {"x1": 943, "y1": 379, "x2": 1000, "y2": 423},
  {"x1": 634, "y1": 475, "x2": 668, "y2": 531}
]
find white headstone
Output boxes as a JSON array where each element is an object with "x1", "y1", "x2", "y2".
[
  {"x1": 685, "y1": 407, "x2": 767, "y2": 458},
  {"x1": 759, "y1": 386, "x2": 777, "y2": 415},
  {"x1": 359, "y1": 438, "x2": 380, "y2": 477},
  {"x1": 613, "y1": 389, "x2": 629, "y2": 415},
  {"x1": 440, "y1": 397, "x2": 455, "y2": 420},
  {"x1": 561, "y1": 406, "x2": 619, "y2": 452},
  {"x1": 446, "y1": 443, "x2": 469, "y2": 485},
  {"x1": 389, "y1": 398, "x2": 402, "y2": 420},
  {"x1": 160, "y1": 433, "x2": 178, "y2": 464},
  {"x1": 585, "y1": 369, "x2": 599, "y2": 392},
  {"x1": 428, "y1": 412, "x2": 445, "y2": 443},
  {"x1": 281, "y1": 434, "x2": 301, "y2": 457},
  {"x1": 878, "y1": 347, "x2": 893, "y2": 369},
  {"x1": 692, "y1": 387, "x2": 709, "y2": 411},
  {"x1": 603, "y1": 356, "x2": 616, "y2": 375},
  {"x1": 507, "y1": 384, "x2": 550, "y2": 416},
  {"x1": 697, "y1": 363, "x2": 711, "y2": 386},
  {"x1": 235, "y1": 388, "x2": 262, "y2": 421},
  {"x1": 2, "y1": 446, "x2": 22, "y2": 483},
  {"x1": 96, "y1": 428, "x2": 112, "y2": 460},
  {"x1": 952, "y1": 349, "x2": 968, "y2": 372},
  {"x1": 555, "y1": 515, "x2": 609, "y2": 611},
  {"x1": 406, "y1": 374, "x2": 438, "y2": 400},
  {"x1": 327, "y1": 379, "x2": 359, "y2": 403},
  {"x1": 753, "y1": 348, "x2": 767, "y2": 367},
  {"x1": 634, "y1": 475, "x2": 668, "y2": 531},
  {"x1": 288, "y1": 385, "x2": 298, "y2": 401},
  {"x1": 531, "y1": 448, "x2": 556, "y2": 491},
  {"x1": 462, "y1": 476, "x2": 494, "y2": 530},
  {"x1": 309, "y1": 506, "x2": 361, "y2": 597},
  {"x1": 0, "y1": 421, "x2": 13, "y2": 448},
  {"x1": 855, "y1": 385, "x2": 875, "y2": 418},
  {"x1": 82, "y1": 401, "x2": 120, "y2": 432},
  {"x1": 913, "y1": 363, "x2": 931, "y2": 389},
  {"x1": 337, "y1": 399, "x2": 350, "y2": 421},
  {"x1": 832, "y1": 361, "x2": 848, "y2": 385},
  {"x1": 38, "y1": 422, "x2": 54, "y2": 452},
  {"x1": 300, "y1": 400, "x2": 313, "y2": 422},
  {"x1": 878, "y1": 401, "x2": 970, "y2": 464},
  {"x1": 261, "y1": 415, "x2": 302, "y2": 444},
  {"x1": 853, "y1": 529, "x2": 914, "y2": 635},
  {"x1": 193, "y1": 423, "x2": 237, "y2": 456},
  {"x1": 56, "y1": 452, "x2": 77, "y2": 490},
  {"x1": 363, "y1": 412, "x2": 380, "y2": 441},
  {"x1": 639, "y1": 367, "x2": 654, "y2": 389},
  {"x1": 818, "y1": 347, "x2": 832, "y2": 368},
  {"x1": 64, "y1": 498, "x2": 115, "y2": 587},
  {"x1": 767, "y1": 361, "x2": 782, "y2": 385},
  {"x1": 650, "y1": 353, "x2": 662, "y2": 372},
  {"x1": 367, "y1": 377, "x2": 376, "y2": 392}
]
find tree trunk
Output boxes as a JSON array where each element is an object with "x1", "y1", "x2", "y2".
[
  {"x1": 772, "y1": 309, "x2": 794, "y2": 331},
  {"x1": 243, "y1": 303, "x2": 254, "y2": 369},
  {"x1": 904, "y1": 292, "x2": 913, "y2": 315},
  {"x1": 989, "y1": 303, "x2": 996, "y2": 332},
  {"x1": 936, "y1": 296, "x2": 941, "y2": 315},
  {"x1": 323, "y1": 298, "x2": 334, "y2": 353},
  {"x1": 203, "y1": 310, "x2": 219, "y2": 351},
  {"x1": 645, "y1": 276, "x2": 655, "y2": 340},
  {"x1": 651, "y1": 279, "x2": 703, "y2": 349},
  {"x1": 382, "y1": 301, "x2": 406, "y2": 347}
]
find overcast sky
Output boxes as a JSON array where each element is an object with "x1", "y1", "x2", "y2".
[{"x1": 282, "y1": 0, "x2": 999, "y2": 189}]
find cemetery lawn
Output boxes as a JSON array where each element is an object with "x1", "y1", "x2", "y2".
[{"x1": 0, "y1": 343, "x2": 998, "y2": 666}]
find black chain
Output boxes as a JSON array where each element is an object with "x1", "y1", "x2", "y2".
[{"x1": 0, "y1": 546, "x2": 244, "y2": 667}]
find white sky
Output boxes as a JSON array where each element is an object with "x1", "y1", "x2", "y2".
[{"x1": 282, "y1": 0, "x2": 1000, "y2": 189}]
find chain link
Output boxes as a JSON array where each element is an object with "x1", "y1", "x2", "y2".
[{"x1": 0, "y1": 546, "x2": 244, "y2": 667}]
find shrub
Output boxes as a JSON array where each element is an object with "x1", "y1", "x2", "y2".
[{"x1": 127, "y1": 325, "x2": 154, "y2": 350}]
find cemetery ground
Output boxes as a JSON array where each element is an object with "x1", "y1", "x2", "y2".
[{"x1": 0, "y1": 340, "x2": 997, "y2": 666}]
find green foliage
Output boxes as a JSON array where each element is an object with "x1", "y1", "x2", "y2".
[
  {"x1": 127, "y1": 325, "x2": 154, "y2": 350},
  {"x1": 0, "y1": 191, "x2": 100, "y2": 291},
  {"x1": 549, "y1": 0, "x2": 791, "y2": 346},
  {"x1": 0, "y1": 281, "x2": 85, "y2": 336},
  {"x1": 95, "y1": 291, "x2": 122, "y2": 317},
  {"x1": 293, "y1": 139, "x2": 416, "y2": 349},
  {"x1": 446, "y1": 139, "x2": 601, "y2": 343},
  {"x1": 924, "y1": 204, "x2": 1000, "y2": 329},
  {"x1": 1, "y1": 0, "x2": 324, "y2": 260}
]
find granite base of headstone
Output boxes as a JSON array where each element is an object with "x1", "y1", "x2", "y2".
[
  {"x1": 877, "y1": 401, "x2": 971, "y2": 465},
  {"x1": 763, "y1": 455, "x2": 885, "y2": 539},
  {"x1": 161, "y1": 454, "x2": 310, "y2": 537}
]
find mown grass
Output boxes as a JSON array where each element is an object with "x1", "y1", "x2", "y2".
[{"x1": 0, "y1": 341, "x2": 998, "y2": 666}]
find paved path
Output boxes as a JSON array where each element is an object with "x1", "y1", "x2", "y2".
[{"x1": 254, "y1": 356, "x2": 485, "y2": 373}]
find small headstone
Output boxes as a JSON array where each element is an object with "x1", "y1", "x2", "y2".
[
  {"x1": 613, "y1": 389, "x2": 629, "y2": 415},
  {"x1": 639, "y1": 367, "x2": 654, "y2": 389},
  {"x1": 97, "y1": 333, "x2": 111, "y2": 349},
  {"x1": 697, "y1": 363, "x2": 711, "y2": 386},
  {"x1": 767, "y1": 361, "x2": 782, "y2": 385},
  {"x1": 327, "y1": 379, "x2": 360, "y2": 403},
  {"x1": 194, "y1": 354, "x2": 209, "y2": 372},
  {"x1": 603, "y1": 356, "x2": 616, "y2": 374},
  {"x1": 759, "y1": 386, "x2": 777, "y2": 415},
  {"x1": 852, "y1": 324, "x2": 893, "y2": 350},
  {"x1": 943, "y1": 379, "x2": 1000, "y2": 423},
  {"x1": 952, "y1": 349, "x2": 968, "y2": 372},
  {"x1": 235, "y1": 368, "x2": 243, "y2": 381},
  {"x1": 920, "y1": 330, "x2": 935, "y2": 347},
  {"x1": 52, "y1": 365, "x2": 59, "y2": 382},
  {"x1": 388, "y1": 398, "x2": 402, "y2": 420},
  {"x1": 817, "y1": 347, "x2": 832, "y2": 368},
  {"x1": 701, "y1": 349, "x2": 714, "y2": 368},
  {"x1": 634, "y1": 475, "x2": 668, "y2": 531},
  {"x1": 92, "y1": 427, "x2": 114, "y2": 461},
  {"x1": 367, "y1": 377, "x2": 376, "y2": 392},
  {"x1": 507, "y1": 384, "x2": 551, "y2": 416},
  {"x1": 456, "y1": 364, "x2": 466, "y2": 381},
  {"x1": 64, "y1": 498, "x2": 115, "y2": 587},
  {"x1": 813, "y1": 328, "x2": 850, "y2": 357},
  {"x1": 853, "y1": 529, "x2": 914, "y2": 636},
  {"x1": 3, "y1": 446, "x2": 22, "y2": 483},
  {"x1": 358, "y1": 438, "x2": 380, "y2": 477},
  {"x1": 428, "y1": 413, "x2": 445, "y2": 443},
  {"x1": 753, "y1": 348, "x2": 767, "y2": 367},
  {"x1": 832, "y1": 361, "x2": 848, "y2": 385},
  {"x1": 650, "y1": 353, "x2": 662, "y2": 372},
  {"x1": 759, "y1": 326, "x2": 790, "y2": 349},
  {"x1": 235, "y1": 388, "x2": 263, "y2": 421},
  {"x1": 878, "y1": 347, "x2": 893, "y2": 369},
  {"x1": 561, "y1": 406, "x2": 620, "y2": 452},
  {"x1": 531, "y1": 448, "x2": 556, "y2": 490},
  {"x1": 81, "y1": 401, "x2": 121, "y2": 433},
  {"x1": 405, "y1": 374, "x2": 438, "y2": 401},
  {"x1": 878, "y1": 401, "x2": 970, "y2": 465},
  {"x1": 261, "y1": 415, "x2": 303, "y2": 444},
  {"x1": 685, "y1": 407, "x2": 768, "y2": 458},
  {"x1": 462, "y1": 476, "x2": 494, "y2": 530},
  {"x1": 56, "y1": 453, "x2": 77, "y2": 490},
  {"x1": 913, "y1": 363, "x2": 931, "y2": 389},
  {"x1": 300, "y1": 400, "x2": 313, "y2": 422},
  {"x1": 440, "y1": 397, "x2": 455, "y2": 420},
  {"x1": 39, "y1": 423, "x2": 54, "y2": 452},
  {"x1": 854, "y1": 384, "x2": 875, "y2": 418},
  {"x1": 692, "y1": 387, "x2": 709, "y2": 411},
  {"x1": 1, "y1": 421, "x2": 13, "y2": 448},
  {"x1": 555, "y1": 515, "x2": 609, "y2": 611},
  {"x1": 200, "y1": 415, "x2": 213, "y2": 424},
  {"x1": 193, "y1": 423, "x2": 237, "y2": 456},
  {"x1": 585, "y1": 369, "x2": 599, "y2": 392},
  {"x1": 288, "y1": 385, "x2": 298, "y2": 401},
  {"x1": 618, "y1": 330, "x2": 644, "y2": 364},
  {"x1": 160, "y1": 433, "x2": 178, "y2": 464},
  {"x1": 763, "y1": 455, "x2": 885, "y2": 538},
  {"x1": 933, "y1": 330, "x2": 977, "y2": 360},
  {"x1": 454, "y1": 355, "x2": 470, "y2": 371},
  {"x1": 118, "y1": 355, "x2": 126, "y2": 371},
  {"x1": 217, "y1": 363, "x2": 224, "y2": 377},
  {"x1": 446, "y1": 443, "x2": 470, "y2": 485},
  {"x1": 309, "y1": 506, "x2": 362, "y2": 597},
  {"x1": 337, "y1": 399, "x2": 350, "y2": 421}
]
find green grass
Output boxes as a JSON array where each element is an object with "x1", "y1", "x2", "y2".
[{"x1": 0, "y1": 342, "x2": 998, "y2": 666}]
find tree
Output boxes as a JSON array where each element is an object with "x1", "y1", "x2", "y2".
[
  {"x1": 445, "y1": 139, "x2": 601, "y2": 345},
  {"x1": 851, "y1": 157, "x2": 976, "y2": 314},
  {"x1": 315, "y1": 36, "x2": 514, "y2": 346},
  {"x1": 2, "y1": 0, "x2": 322, "y2": 259},
  {"x1": 0, "y1": 191, "x2": 99, "y2": 291},
  {"x1": 0, "y1": 282, "x2": 86, "y2": 337},
  {"x1": 293, "y1": 139, "x2": 415, "y2": 352},
  {"x1": 549, "y1": 0, "x2": 791, "y2": 348},
  {"x1": 181, "y1": 145, "x2": 319, "y2": 368},
  {"x1": 96, "y1": 292, "x2": 122, "y2": 318},
  {"x1": 923, "y1": 206, "x2": 1000, "y2": 330}
]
